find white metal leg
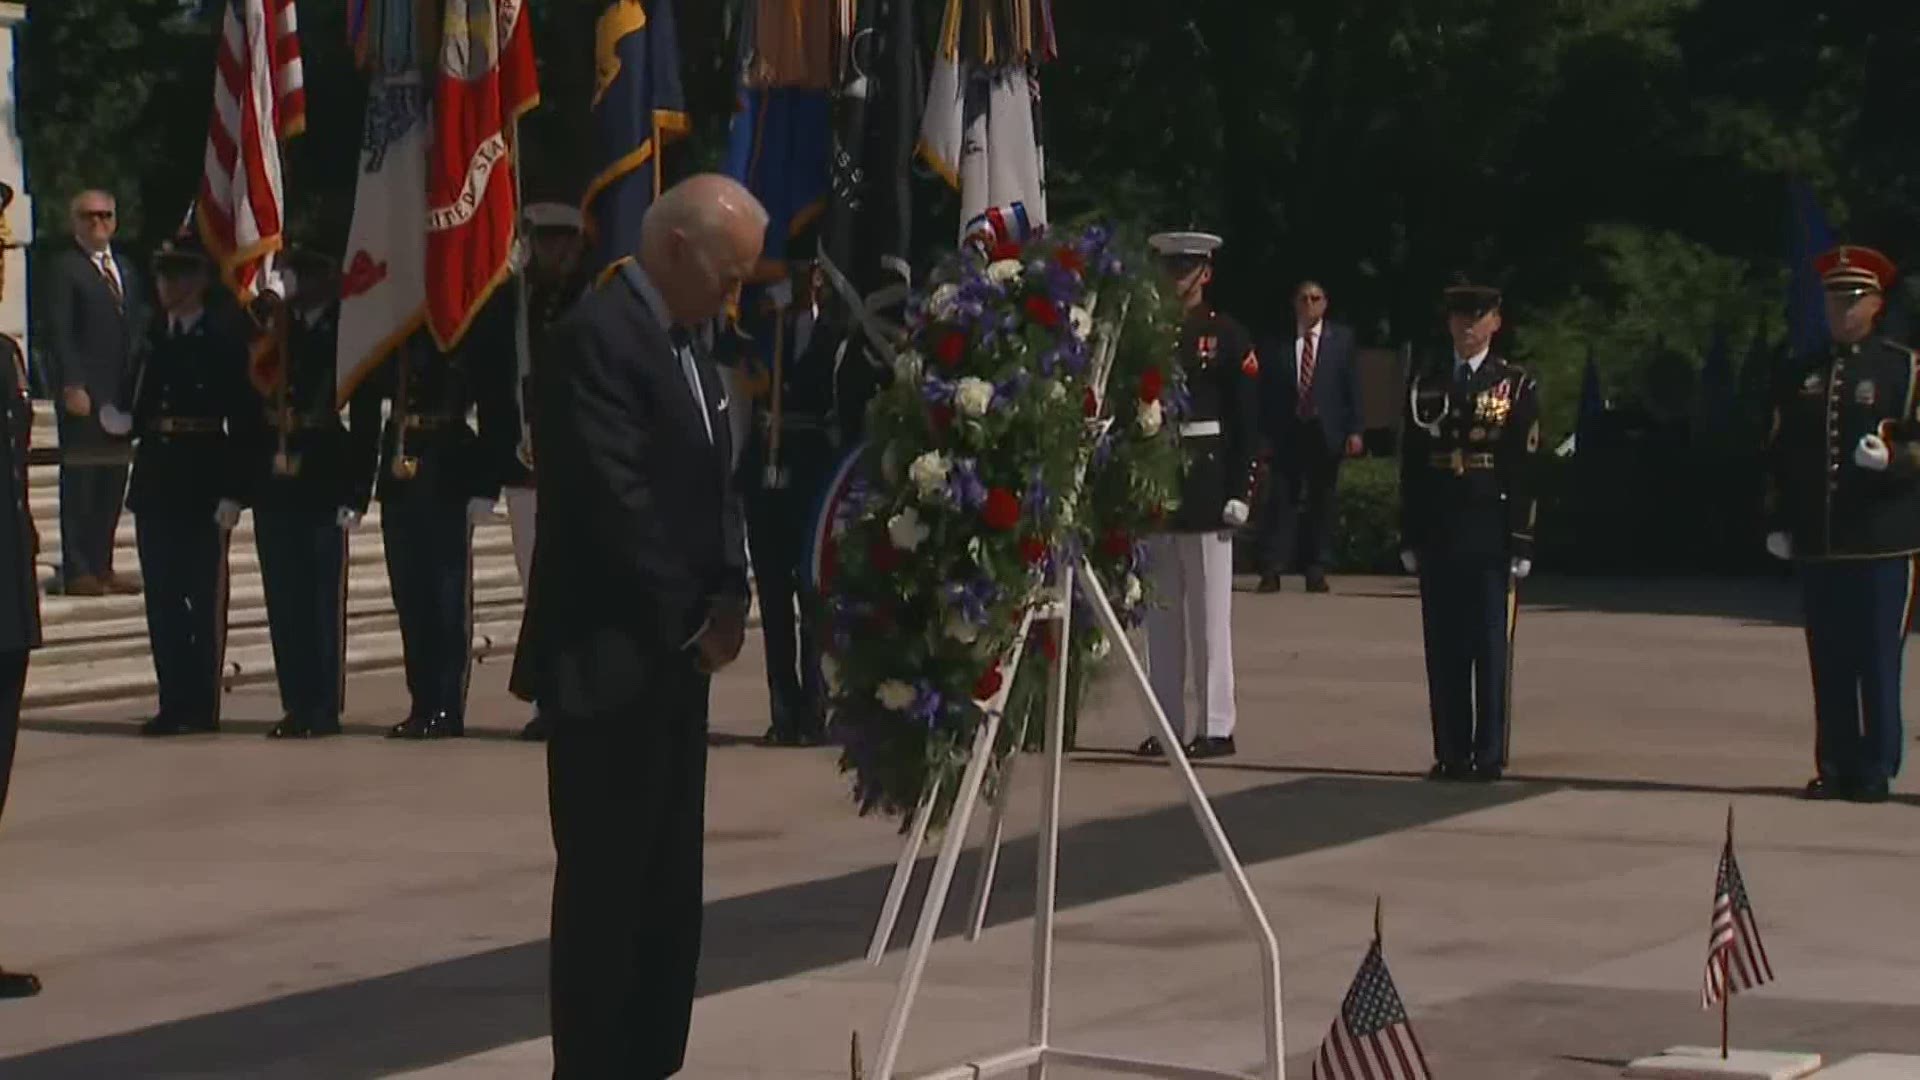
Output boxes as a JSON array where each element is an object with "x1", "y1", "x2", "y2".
[
  {"x1": 1028, "y1": 568, "x2": 1072, "y2": 1080},
  {"x1": 868, "y1": 780, "x2": 939, "y2": 964},
  {"x1": 966, "y1": 742, "x2": 1019, "y2": 942}
]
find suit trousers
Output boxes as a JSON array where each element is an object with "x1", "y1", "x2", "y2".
[
  {"x1": 382, "y1": 498, "x2": 474, "y2": 720},
  {"x1": 0, "y1": 649, "x2": 30, "y2": 820},
  {"x1": 1800, "y1": 556, "x2": 1914, "y2": 785},
  {"x1": 744, "y1": 484, "x2": 822, "y2": 737},
  {"x1": 1418, "y1": 553, "x2": 1516, "y2": 768},
  {"x1": 1255, "y1": 420, "x2": 1342, "y2": 575},
  {"x1": 255, "y1": 507, "x2": 348, "y2": 722},
  {"x1": 135, "y1": 511, "x2": 231, "y2": 723},
  {"x1": 59, "y1": 462, "x2": 128, "y2": 583},
  {"x1": 547, "y1": 664, "x2": 710, "y2": 1079},
  {"x1": 1146, "y1": 531, "x2": 1237, "y2": 740}
]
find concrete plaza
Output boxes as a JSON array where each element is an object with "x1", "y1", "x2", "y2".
[{"x1": 1, "y1": 574, "x2": 1916, "y2": 1078}]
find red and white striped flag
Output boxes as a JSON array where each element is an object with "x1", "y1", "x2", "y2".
[
  {"x1": 196, "y1": 0, "x2": 305, "y2": 302},
  {"x1": 1313, "y1": 939, "x2": 1433, "y2": 1080},
  {"x1": 425, "y1": 0, "x2": 539, "y2": 350},
  {"x1": 1702, "y1": 832, "x2": 1774, "y2": 1008}
]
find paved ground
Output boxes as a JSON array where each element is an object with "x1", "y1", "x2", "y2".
[{"x1": 1, "y1": 574, "x2": 1917, "y2": 1079}]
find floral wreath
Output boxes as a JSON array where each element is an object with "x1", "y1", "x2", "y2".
[{"x1": 818, "y1": 218, "x2": 1189, "y2": 825}]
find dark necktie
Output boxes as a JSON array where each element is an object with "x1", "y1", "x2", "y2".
[
  {"x1": 1297, "y1": 330, "x2": 1317, "y2": 419},
  {"x1": 96, "y1": 253, "x2": 124, "y2": 309}
]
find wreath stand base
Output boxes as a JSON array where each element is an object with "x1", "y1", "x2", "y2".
[{"x1": 862, "y1": 560, "x2": 1286, "y2": 1080}]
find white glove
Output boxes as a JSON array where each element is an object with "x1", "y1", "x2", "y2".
[
  {"x1": 1222, "y1": 499, "x2": 1250, "y2": 528},
  {"x1": 506, "y1": 235, "x2": 531, "y2": 274},
  {"x1": 767, "y1": 279, "x2": 794, "y2": 309},
  {"x1": 97, "y1": 403, "x2": 132, "y2": 437},
  {"x1": 214, "y1": 499, "x2": 242, "y2": 530},
  {"x1": 1400, "y1": 549, "x2": 1418, "y2": 574},
  {"x1": 1510, "y1": 558, "x2": 1532, "y2": 580},
  {"x1": 336, "y1": 507, "x2": 362, "y2": 530},
  {"x1": 467, "y1": 497, "x2": 499, "y2": 524},
  {"x1": 1766, "y1": 531, "x2": 1793, "y2": 561},
  {"x1": 1856, "y1": 433, "x2": 1891, "y2": 472}
]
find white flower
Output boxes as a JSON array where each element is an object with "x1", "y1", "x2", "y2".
[
  {"x1": 928, "y1": 284, "x2": 960, "y2": 319},
  {"x1": 1047, "y1": 379, "x2": 1068, "y2": 401},
  {"x1": 987, "y1": 259, "x2": 1024, "y2": 285},
  {"x1": 887, "y1": 507, "x2": 931, "y2": 551},
  {"x1": 820, "y1": 654, "x2": 841, "y2": 693},
  {"x1": 1137, "y1": 400, "x2": 1164, "y2": 436},
  {"x1": 968, "y1": 536, "x2": 987, "y2": 562},
  {"x1": 1122, "y1": 574, "x2": 1144, "y2": 608},
  {"x1": 877, "y1": 680, "x2": 917, "y2": 711},
  {"x1": 894, "y1": 349, "x2": 924, "y2": 383},
  {"x1": 1069, "y1": 305, "x2": 1093, "y2": 341},
  {"x1": 954, "y1": 377, "x2": 995, "y2": 418},
  {"x1": 909, "y1": 451, "x2": 951, "y2": 499},
  {"x1": 1091, "y1": 634, "x2": 1112, "y2": 661},
  {"x1": 945, "y1": 614, "x2": 980, "y2": 644}
]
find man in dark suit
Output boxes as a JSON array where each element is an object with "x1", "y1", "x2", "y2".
[
  {"x1": 1256, "y1": 280, "x2": 1364, "y2": 593},
  {"x1": 510, "y1": 174, "x2": 763, "y2": 1079},
  {"x1": 45, "y1": 189, "x2": 144, "y2": 597},
  {"x1": 0, "y1": 180, "x2": 45, "y2": 999}
]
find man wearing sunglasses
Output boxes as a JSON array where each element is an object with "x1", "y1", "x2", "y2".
[{"x1": 45, "y1": 189, "x2": 145, "y2": 597}]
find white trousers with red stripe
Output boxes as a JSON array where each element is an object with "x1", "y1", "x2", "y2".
[{"x1": 1145, "y1": 531, "x2": 1237, "y2": 741}]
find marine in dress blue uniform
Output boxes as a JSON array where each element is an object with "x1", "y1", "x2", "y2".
[
  {"x1": 126, "y1": 234, "x2": 254, "y2": 737},
  {"x1": 1766, "y1": 245, "x2": 1919, "y2": 804},
  {"x1": 243, "y1": 249, "x2": 375, "y2": 739},
  {"x1": 349, "y1": 302, "x2": 518, "y2": 740},
  {"x1": 1398, "y1": 277, "x2": 1542, "y2": 782},
  {"x1": 1138, "y1": 232, "x2": 1261, "y2": 761}
]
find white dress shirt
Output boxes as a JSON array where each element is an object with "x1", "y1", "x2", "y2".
[
  {"x1": 628, "y1": 266, "x2": 714, "y2": 445},
  {"x1": 1294, "y1": 320, "x2": 1323, "y2": 387},
  {"x1": 1454, "y1": 346, "x2": 1490, "y2": 378}
]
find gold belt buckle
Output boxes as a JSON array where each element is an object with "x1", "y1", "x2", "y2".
[{"x1": 1450, "y1": 448, "x2": 1465, "y2": 476}]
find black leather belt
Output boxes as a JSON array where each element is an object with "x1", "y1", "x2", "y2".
[
  {"x1": 152, "y1": 417, "x2": 223, "y2": 435},
  {"x1": 266, "y1": 411, "x2": 337, "y2": 433},
  {"x1": 1429, "y1": 450, "x2": 1495, "y2": 474},
  {"x1": 398, "y1": 414, "x2": 458, "y2": 431}
]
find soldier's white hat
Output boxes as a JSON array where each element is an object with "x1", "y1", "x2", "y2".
[
  {"x1": 522, "y1": 202, "x2": 585, "y2": 233},
  {"x1": 1147, "y1": 231, "x2": 1224, "y2": 259}
]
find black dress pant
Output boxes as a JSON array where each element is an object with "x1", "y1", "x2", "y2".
[
  {"x1": 381, "y1": 498, "x2": 473, "y2": 720},
  {"x1": 59, "y1": 461, "x2": 128, "y2": 582},
  {"x1": 0, "y1": 650, "x2": 30, "y2": 820},
  {"x1": 256, "y1": 506, "x2": 349, "y2": 722},
  {"x1": 744, "y1": 484, "x2": 822, "y2": 737},
  {"x1": 1418, "y1": 552, "x2": 1515, "y2": 768},
  {"x1": 1255, "y1": 420, "x2": 1342, "y2": 575},
  {"x1": 547, "y1": 663, "x2": 710, "y2": 1079},
  {"x1": 135, "y1": 510, "x2": 231, "y2": 723}
]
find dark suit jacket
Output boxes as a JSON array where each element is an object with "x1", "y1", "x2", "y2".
[
  {"x1": 509, "y1": 265, "x2": 748, "y2": 720},
  {"x1": 44, "y1": 242, "x2": 144, "y2": 451},
  {"x1": 1260, "y1": 320, "x2": 1362, "y2": 451}
]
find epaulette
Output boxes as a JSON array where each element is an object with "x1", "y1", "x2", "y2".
[{"x1": 595, "y1": 256, "x2": 635, "y2": 290}]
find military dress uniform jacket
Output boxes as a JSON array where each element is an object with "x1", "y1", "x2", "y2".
[
  {"x1": 1768, "y1": 337, "x2": 1920, "y2": 560},
  {"x1": 499, "y1": 269, "x2": 591, "y2": 491},
  {"x1": 349, "y1": 321, "x2": 518, "y2": 506},
  {"x1": 1168, "y1": 309, "x2": 1261, "y2": 533},
  {"x1": 243, "y1": 305, "x2": 375, "y2": 515},
  {"x1": 126, "y1": 311, "x2": 253, "y2": 516},
  {"x1": 1398, "y1": 355, "x2": 1542, "y2": 562},
  {"x1": 0, "y1": 336, "x2": 40, "y2": 653}
]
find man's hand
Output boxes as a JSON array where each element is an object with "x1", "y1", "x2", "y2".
[
  {"x1": 694, "y1": 600, "x2": 749, "y2": 673},
  {"x1": 1766, "y1": 531, "x2": 1793, "y2": 561},
  {"x1": 1222, "y1": 499, "x2": 1250, "y2": 528},
  {"x1": 1510, "y1": 557, "x2": 1532, "y2": 580},
  {"x1": 1856, "y1": 433, "x2": 1891, "y2": 472},
  {"x1": 97, "y1": 404, "x2": 132, "y2": 437},
  {"x1": 214, "y1": 499, "x2": 242, "y2": 530},
  {"x1": 1345, "y1": 433, "x2": 1365, "y2": 458},
  {"x1": 1400, "y1": 549, "x2": 1418, "y2": 574},
  {"x1": 62, "y1": 386, "x2": 92, "y2": 418}
]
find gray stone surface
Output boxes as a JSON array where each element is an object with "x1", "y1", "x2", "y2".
[
  {"x1": 1624, "y1": 1048, "x2": 1823, "y2": 1080},
  {"x1": 1, "y1": 574, "x2": 1916, "y2": 1079},
  {"x1": 1820, "y1": 1055, "x2": 1920, "y2": 1078}
]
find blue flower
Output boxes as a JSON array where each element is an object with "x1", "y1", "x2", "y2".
[
  {"x1": 908, "y1": 682, "x2": 945, "y2": 728},
  {"x1": 947, "y1": 457, "x2": 988, "y2": 510}
]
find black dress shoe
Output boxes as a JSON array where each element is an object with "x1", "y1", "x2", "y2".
[
  {"x1": 1470, "y1": 762, "x2": 1504, "y2": 783},
  {"x1": 1256, "y1": 573, "x2": 1283, "y2": 594},
  {"x1": 519, "y1": 715, "x2": 551, "y2": 742},
  {"x1": 1426, "y1": 761, "x2": 1468, "y2": 782},
  {"x1": 387, "y1": 712, "x2": 464, "y2": 740},
  {"x1": 140, "y1": 715, "x2": 218, "y2": 737},
  {"x1": 1136, "y1": 736, "x2": 1167, "y2": 758},
  {"x1": 1186, "y1": 735, "x2": 1237, "y2": 760},
  {"x1": 0, "y1": 969, "x2": 41, "y2": 999},
  {"x1": 1851, "y1": 777, "x2": 1891, "y2": 804},
  {"x1": 268, "y1": 714, "x2": 337, "y2": 739},
  {"x1": 1304, "y1": 569, "x2": 1331, "y2": 594},
  {"x1": 1802, "y1": 777, "x2": 1850, "y2": 801}
]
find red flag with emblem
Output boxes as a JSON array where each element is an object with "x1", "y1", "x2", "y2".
[{"x1": 425, "y1": 0, "x2": 540, "y2": 351}]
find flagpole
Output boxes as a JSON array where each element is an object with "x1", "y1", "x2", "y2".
[
  {"x1": 1374, "y1": 895, "x2": 1383, "y2": 945},
  {"x1": 1721, "y1": 805, "x2": 1733, "y2": 1060}
]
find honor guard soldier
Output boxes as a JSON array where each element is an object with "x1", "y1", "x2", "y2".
[
  {"x1": 0, "y1": 180, "x2": 45, "y2": 998},
  {"x1": 1766, "y1": 245, "x2": 1919, "y2": 803},
  {"x1": 503, "y1": 202, "x2": 590, "y2": 743},
  {"x1": 349, "y1": 307, "x2": 518, "y2": 740},
  {"x1": 1138, "y1": 231, "x2": 1260, "y2": 761},
  {"x1": 243, "y1": 247, "x2": 372, "y2": 739},
  {"x1": 1398, "y1": 275, "x2": 1541, "y2": 782},
  {"x1": 125, "y1": 233, "x2": 255, "y2": 736}
]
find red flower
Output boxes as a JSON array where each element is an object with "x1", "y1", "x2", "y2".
[
  {"x1": 1100, "y1": 528, "x2": 1131, "y2": 559},
  {"x1": 991, "y1": 240, "x2": 1024, "y2": 263},
  {"x1": 1056, "y1": 247, "x2": 1086, "y2": 275},
  {"x1": 1019, "y1": 535, "x2": 1049, "y2": 564},
  {"x1": 935, "y1": 330, "x2": 968, "y2": 368},
  {"x1": 868, "y1": 535, "x2": 902, "y2": 573},
  {"x1": 930, "y1": 404, "x2": 955, "y2": 433},
  {"x1": 1082, "y1": 387, "x2": 1099, "y2": 418},
  {"x1": 982, "y1": 488, "x2": 1021, "y2": 531},
  {"x1": 1024, "y1": 295, "x2": 1061, "y2": 329},
  {"x1": 1139, "y1": 367, "x2": 1163, "y2": 404},
  {"x1": 973, "y1": 663, "x2": 1004, "y2": 700}
]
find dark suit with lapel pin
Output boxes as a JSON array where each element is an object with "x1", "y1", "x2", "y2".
[
  {"x1": 1256, "y1": 318, "x2": 1362, "y2": 586},
  {"x1": 510, "y1": 260, "x2": 747, "y2": 1078}
]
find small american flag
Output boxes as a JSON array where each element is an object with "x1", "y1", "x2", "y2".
[
  {"x1": 1702, "y1": 835, "x2": 1773, "y2": 1008},
  {"x1": 195, "y1": 0, "x2": 305, "y2": 302},
  {"x1": 1313, "y1": 939, "x2": 1433, "y2": 1080}
]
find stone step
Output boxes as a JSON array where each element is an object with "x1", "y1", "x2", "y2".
[{"x1": 32, "y1": 523, "x2": 517, "y2": 589}]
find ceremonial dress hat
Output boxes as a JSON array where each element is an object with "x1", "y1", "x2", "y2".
[
  {"x1": 522, "y1": 202, "x2": 585, "y2": 234},
  {"x1": 1441, "y1": 271, "x2": 1503, "y2": 316},
  {"x1": 1816, "y1": 245, "x2": 1897, "y2": 297},
  {"x1": 151, "y1": 232, "x2": 210, "y2": 277},
  {"x1": 1148, "y1": 231, "x2": 1224, "y2": 259}
]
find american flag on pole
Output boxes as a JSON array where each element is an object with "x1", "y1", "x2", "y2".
[
  {"x1": 1702, "y1": 833, "x2": 1774, "y2": 1008},
  {"x1": 1313, "y1": 939, "x2": 1433, "y2": 1080},
  {"x1": 195, "y1": 0, "x2": 305, "y2": 302}
]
